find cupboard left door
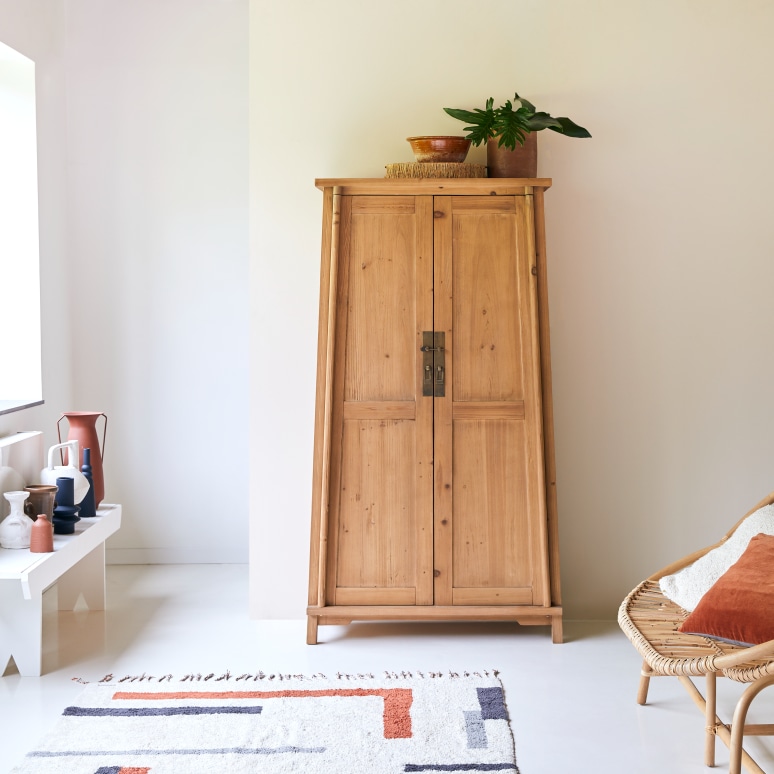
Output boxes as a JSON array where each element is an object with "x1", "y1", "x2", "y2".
[{"x1": 310, "y1": 194, "x2": 435, "y2": 609}]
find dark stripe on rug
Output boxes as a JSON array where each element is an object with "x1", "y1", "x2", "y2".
[
  {"x1": 404, "y1": 766, "x2": 518, "y2": 772},
  {"x1": 28, "y1": 747, "x2": 325, "y2": 757},
  {"x1": 64, "y1": 706, "x2": 263, "y2": 717}
]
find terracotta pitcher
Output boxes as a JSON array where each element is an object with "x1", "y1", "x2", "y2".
[{"x1": 57, "y1": 412, "x2": 107, "y2": 508}]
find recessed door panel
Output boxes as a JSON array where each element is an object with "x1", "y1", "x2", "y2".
[
  {"x1": 345, "y1": 200, "x2": 417, "y2": 402},
  {"x1": 335, "y1": 418, "x2": 418, "y2": 596},
  {"x1": 452, "y1": 417, "x2": 533, "y2": 592},
  {"x1": 452, "y1": 209, "x2": 524, "y2": 403}
]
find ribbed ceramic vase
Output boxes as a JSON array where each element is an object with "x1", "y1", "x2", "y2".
[
  {"x1": 57, "y1": 412, "x2": 107, "y2": 508},
  {"x1": 52, "y1": 476, "x2": 80, "y2": 535}
]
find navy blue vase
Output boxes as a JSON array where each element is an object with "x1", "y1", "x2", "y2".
[
  {"x1": 53, "y1": 476, "x2": 81, "y2": 535},
  {"x1": 79, "y1": 448, "x2": 96, "y2": 518}
]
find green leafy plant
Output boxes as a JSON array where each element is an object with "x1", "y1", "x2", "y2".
[{"x1": 443, "y1": 93, "x2": 591, "y2": 150}]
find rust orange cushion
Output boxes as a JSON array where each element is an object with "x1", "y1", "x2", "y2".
[{"x1": 679, "y1": 533, "x2": 774, "y2": 646}]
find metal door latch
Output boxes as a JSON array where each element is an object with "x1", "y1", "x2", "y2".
[{"x1": 422, "y1": 331, "x2": 446, "y2": 397}]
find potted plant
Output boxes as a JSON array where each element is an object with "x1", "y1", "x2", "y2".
[{"x1": 443, "y1": 93, "x2": 591, "y2": 178}]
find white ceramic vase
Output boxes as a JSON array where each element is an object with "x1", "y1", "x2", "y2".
[
  {"x1": 0, "y1": 491, "x2": 32, "y2": 549},
  {"x1": 0, "y1": 447, "x2": 25, "y2": 519}
]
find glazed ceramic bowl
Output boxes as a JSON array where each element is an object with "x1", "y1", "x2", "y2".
[{"x1": 406, "y1": 136, "x2": 471, "y2": 163}]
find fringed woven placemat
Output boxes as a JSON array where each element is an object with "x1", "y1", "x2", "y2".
[{"x1": 385, "y1": 162, "x2": 487, "y2": 179}]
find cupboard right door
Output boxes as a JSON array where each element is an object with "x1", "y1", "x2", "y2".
[{"x1": 432, "y1": 194, "x2": 551, "y2": 608}]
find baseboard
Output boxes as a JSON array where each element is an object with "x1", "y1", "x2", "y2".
[{"x1": 107, "y1": 547, "x2": 248, "y2": 565}]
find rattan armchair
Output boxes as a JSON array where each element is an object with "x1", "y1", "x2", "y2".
[{"x1": 618, "y1": 490, "x2": 774, "y2": 774}]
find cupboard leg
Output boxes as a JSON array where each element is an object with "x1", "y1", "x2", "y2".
[
  {"x1": 306, "y1": 615, "x2": 319, "y2": 645},
  {"x1": 551, "y1": 615, "x2": 563, "y2": 644}
]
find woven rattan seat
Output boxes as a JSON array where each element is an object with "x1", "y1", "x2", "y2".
[{"x1": 618, "y1": 491, "x2": 774, "y2": 774}]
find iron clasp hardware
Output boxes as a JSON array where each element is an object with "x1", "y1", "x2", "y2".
[{"x1": 421, "y1": 331, "x2": 446, "y2": 397}]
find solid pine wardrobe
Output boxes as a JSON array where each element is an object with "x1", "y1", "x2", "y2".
[{"x1": 307, "y1": 178, "x2": 562, "y2": 644}]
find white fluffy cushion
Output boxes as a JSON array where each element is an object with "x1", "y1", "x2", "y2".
[{"x1": 659, "y1": 504, "x2": 774, "y2": 611}]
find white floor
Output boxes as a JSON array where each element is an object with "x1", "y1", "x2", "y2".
[{"x1": 2, "y1": 564, "x2": 774, "y2": 774}]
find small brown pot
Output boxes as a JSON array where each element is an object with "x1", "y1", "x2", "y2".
[
  {"x1": 24, "y1": 484, "x2": 58, "y2": 522},
  {"x1": 486, "y1": 132, "x2": 538, "y2": 178}
]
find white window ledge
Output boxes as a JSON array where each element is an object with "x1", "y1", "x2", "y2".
[{"x1": 0, "y1": 399, "x2": 44, "y2": 417}]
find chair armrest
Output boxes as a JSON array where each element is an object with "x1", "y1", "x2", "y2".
[{"x1": 714, "y1": 639, "x2": 774, "y2": 670}]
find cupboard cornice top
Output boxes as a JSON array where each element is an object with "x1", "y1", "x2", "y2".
[{"x1": 314, "y1": 178, "x2": 552, "y2": 196}]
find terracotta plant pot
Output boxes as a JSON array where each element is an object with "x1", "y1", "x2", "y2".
[
  {"x1": 487, "y1": 132, "x2": 538, "y2": 178},
  {"x1": 407, "y1": 136, "x2": 471, "y2": 164}
]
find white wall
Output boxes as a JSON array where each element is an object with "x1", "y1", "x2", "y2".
[
  {"x1": 1, "y1": 0, "x2": 250, "y2": 564},
  {"x1": 250, "y1": 0, "x2": 774, "y2": 620},
  {"x1": 62, "y1": 0, "x2": 249, "y2": 563}
]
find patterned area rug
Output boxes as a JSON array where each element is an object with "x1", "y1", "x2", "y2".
[{"x1": 11, "y1": 670, "x2": 519, "y2": 773}]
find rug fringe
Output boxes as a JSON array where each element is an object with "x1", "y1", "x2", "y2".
[{"x1": 72, "y1": 668, "x2": 500, "y2": 685}]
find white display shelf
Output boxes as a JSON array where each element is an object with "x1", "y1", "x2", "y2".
[{"x1": 0, "y1": 503, "x2": 121, "y2": 676}]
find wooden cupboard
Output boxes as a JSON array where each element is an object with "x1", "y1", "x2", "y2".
[{"x1": 307, "y1": 178, "x2": 562, "y2": 644}]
